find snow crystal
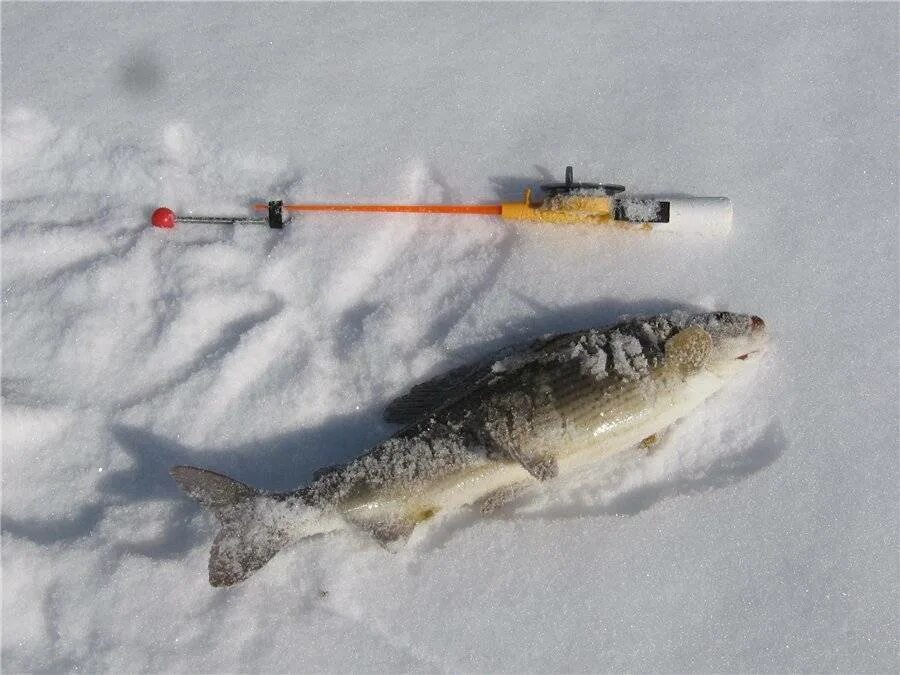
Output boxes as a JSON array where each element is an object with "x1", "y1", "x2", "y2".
[
  {"x1": 569, "y1": 338, "x2": 608, "y2": 379},
  {"x1": 608, "y1": 331, "x2": 649, "y2": 378}
]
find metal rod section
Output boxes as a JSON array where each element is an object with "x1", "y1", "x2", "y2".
[
  {"x1": 253, "y1": 203, "x2": 503, "y2": 216},
  {"x1": 177, "y1": 216, "x2": 269, "y2": 225}
]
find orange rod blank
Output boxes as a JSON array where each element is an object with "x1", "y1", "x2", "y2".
[{"x1": 253, "y1": 203, "x2": 503, "y2": 216}]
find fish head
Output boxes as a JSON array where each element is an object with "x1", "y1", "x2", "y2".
[{"x1": 682, "y1": 311, "x2": 768, "y2": 376}]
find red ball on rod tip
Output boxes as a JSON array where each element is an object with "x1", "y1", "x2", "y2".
[{"x1": 151, "y1": 207, "x2": 176, "y2": 229}]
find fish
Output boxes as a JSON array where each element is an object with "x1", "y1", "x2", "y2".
[{"x1": 171, "y1": 310, "x2": 768, "y2": 587}]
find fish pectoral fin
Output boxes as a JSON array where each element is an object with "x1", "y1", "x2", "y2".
[
  {"x1": 523, "y1": 455, "x2": 559, "y2": 481},
  {"x1": 508, "y1": 448, "x2": 558, "y2": 481},
  {"x1": 476, "y1": 482, "x2": 530, "y2": 514}
]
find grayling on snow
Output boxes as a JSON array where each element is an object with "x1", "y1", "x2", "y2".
[{"x1": 172, "y1": 311, "x2": 768, "y2": 587}]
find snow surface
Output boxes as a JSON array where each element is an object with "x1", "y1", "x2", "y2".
[{"x1": 2, "y1": 3, "x2": 897, "y2": 672}]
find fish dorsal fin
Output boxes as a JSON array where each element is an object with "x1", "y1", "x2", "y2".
[
  {"x1": 312, "y1": 463, "x2": 343, "y2": 481},
  {"x1": 383, "y1": 334, "x2": 567, "y2": 425},
  {"x1": 664, "y1": 325, "x2": 712, "y2": 374},
  {"x1": 383, "y1": 360, "x2": 492, "y2": 424}
]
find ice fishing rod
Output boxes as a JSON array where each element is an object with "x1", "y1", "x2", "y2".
[{"x1": 151, "y1": 166, "x2": 733, "y2": 235}]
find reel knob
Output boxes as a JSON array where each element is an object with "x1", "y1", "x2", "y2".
[{"x1": 540, "y1": 166, "x2": 625, "y2": 197}]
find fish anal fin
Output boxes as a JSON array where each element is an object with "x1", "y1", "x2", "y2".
[
  {"x1": 349, "y1": 500, "x2": 442, "y2": 549},
  {"x1": 477, "y1": 482, "x2": 530, "y2": 514},
  {"x1": 346, "y1": 513, "x2": 417, "y2": 551},
  {"x1": 371, "y1": 519, "x2": 416, "y2": 551},
  {"x1": 411, "y1": 504, "x2": 440, "y2": 523}
]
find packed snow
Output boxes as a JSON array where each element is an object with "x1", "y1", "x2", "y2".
[{"x1": 2, "y1": 3, "x2": 897, "y2": 672}]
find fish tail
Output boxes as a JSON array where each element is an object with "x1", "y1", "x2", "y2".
[{"x1": 170, "y1": 465, "x2": 286, "y2": 587}]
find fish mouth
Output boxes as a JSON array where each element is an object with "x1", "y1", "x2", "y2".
[{"x1": 736, "y1": 316, "x2": 767, "y2": 360}]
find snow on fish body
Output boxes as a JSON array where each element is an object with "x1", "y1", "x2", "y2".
[{"x1": 172, "y1": 311, "x2": 768, "y2": 586}]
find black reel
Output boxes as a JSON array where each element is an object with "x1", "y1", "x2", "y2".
[{"x1": 540, "y1": 166, "x2": 625, "y2": 197}]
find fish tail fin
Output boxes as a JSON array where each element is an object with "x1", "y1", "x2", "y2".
[{"x1": 170, "y1": 465, "x2": 286, "y2": 587}]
